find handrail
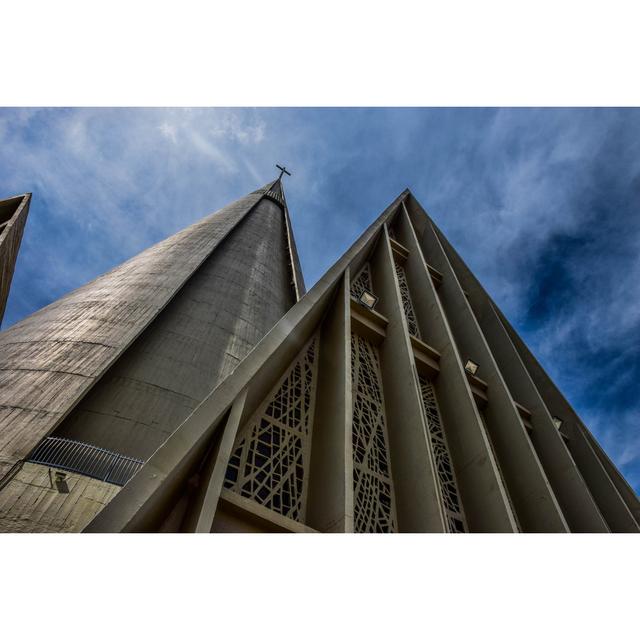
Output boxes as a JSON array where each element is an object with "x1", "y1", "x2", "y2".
[{"x1": 28, "y1": 436, "x2": 143, "y2": 486}]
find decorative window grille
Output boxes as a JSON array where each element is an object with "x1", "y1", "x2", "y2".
[
  {"x1": 418, "y1": 375, "x2": 466, "y2": 533},
  {"x1": 350, "y1": 332, "x2": 397, "y2": 533},
  {"x1": 350, "y1": 263, "x2": 373, "y2": 301},
  {"x1": 394, "y1": 262, "x2": 421, "y2": 338},
  {"x1": 224, "y1": 336, "x2": 319, "y2": 523}
]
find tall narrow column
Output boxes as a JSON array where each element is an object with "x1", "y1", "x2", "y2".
[
  {"x1": 306, "y1": 273, "x2": 354, "y2": 532},
  {"x1": 491, "y1": 304, "x2": 639, "y2": 531},
  {"x1": 397, "y1": 203, "x2": 517, "y2": 532},
  {"x1": 409, "y1": 203, "x2": 568, "y2": 532},
  {"x1": 189, "y1": 388, "x2": 248, "y2": 533},
  {"x1": 369, "y1": 223, "x2": 446, "y2": 532}
]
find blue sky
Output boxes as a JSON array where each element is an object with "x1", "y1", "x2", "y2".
[{"x1": 0, "y1": 107, "x2": 638, "y2": 493}]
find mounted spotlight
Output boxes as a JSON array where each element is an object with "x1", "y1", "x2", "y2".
[
  {"x1": 464, "y1": 359, "x2": 479, "y2": 376},
  {"x1": 358, "y1": 289, "x2": 378, "y2": 311},
  {"x1": 552, "y1": 416, "x2": 563, "y2": 430},
  {"x1": 54, "y1": 471, "x2": 69, "y2": 494}
]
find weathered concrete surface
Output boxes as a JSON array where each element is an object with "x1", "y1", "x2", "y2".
[
  {"x1": 0, "y1": 183, "x2": 293, "y2": 482},
  {"x1": 0, "y1": 194, "x2": 30, "y2": 326},
  {"x1": 55, "y1": 197, "x2": 295, "y2": 460},
  {"x1": 0, "y1": 462, "x2": 119, "y2": 532},
  {"x1": 306, "y1": 275, "x2": 354, "y2": 532}
]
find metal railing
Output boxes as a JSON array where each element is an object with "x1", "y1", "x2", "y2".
[{"x1": 28, "y1": 436, "x2": 144, "y2": 486}]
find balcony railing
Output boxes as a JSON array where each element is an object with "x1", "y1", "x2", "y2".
[{"x1": 28, "y1": 436, "x2": 144, "y2": 486}]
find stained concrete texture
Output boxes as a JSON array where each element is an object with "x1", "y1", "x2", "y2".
[
  {"x1": 0, "y1": 462, "x2": 120, "y2": 533},
  {"x1": 55, "y1": 197, "x2": 295, "y2": 459},
  {"x1": 0, "y1": 184, "x2": 297, "y2": 481}
]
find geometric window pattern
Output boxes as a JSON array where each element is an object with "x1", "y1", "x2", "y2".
[
  {"x1": 350, "y1": 263, "x2": 374, "y2": 301},
  {"x1": 418, "y1": 375, "x2": 467, "y2": 533},
  {"x1": 394, "y1": 261, "x2": 421, "y2": 339},
  {"x1": 224, "y1": 336, "x2": 319, "y2": 523},
  {"x1": 350, "y1": 332, "x2": 397, "y2": 533}
]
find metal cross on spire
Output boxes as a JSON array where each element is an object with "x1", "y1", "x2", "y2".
[{"x1": 276, "y1": 164, "x2": 292, "y2": 180}]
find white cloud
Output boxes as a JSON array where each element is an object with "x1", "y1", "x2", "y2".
[{"x1": 158, "y1": 122, "x2": 178, "y2": 143}]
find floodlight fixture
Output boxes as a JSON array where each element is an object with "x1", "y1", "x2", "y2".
[
  {"x1": 359, "y1": 289, "x2": 378, "y2": 310},
  {"x1": 464, "y1": 359, "x2": 479, "y2": 376}
]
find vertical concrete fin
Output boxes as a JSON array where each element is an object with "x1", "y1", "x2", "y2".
[
  {"x1": 407, "y1": 195, "x2": 569, "y2": 532},
  {"x1": 431, "y1": 219, "x2": 614, "y2": 532},
  {"x1": 306, "y1": 273, "x2": 354, "y2": 532},
  {"x1": 188, "y1": 388, "x2": 249, "y2": 533},
  {"x1": 492, "y1": 302, "x2": 640, "y2": 529},
  {"x1": 0, "y1": 192, "x2": 31, "y2": 326},
  {"x1": 372, "y1": 223, "x2": 446, "y2": 532},
  {"x1": 396, "y1": 201, "x2": 517, "y2": 532}
]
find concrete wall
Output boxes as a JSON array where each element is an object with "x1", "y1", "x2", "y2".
[{"x1": 0, "y1": 462, "x2": 119, "y2": 533}]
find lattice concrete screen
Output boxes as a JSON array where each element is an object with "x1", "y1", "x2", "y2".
[
  {"x1": 419, "y1": 375, "x2": 466, "y2": 532},
  {"x1": 351, "y1": 333, "x2": 397, "y2": 533},
  {"x1": 224, "y1": 336, "x2": 319, "y2": 523},
  {"x1": 394, "y1": 261, "x2": 421, "y2": 339},
  {"x1": 350, "y1": 263, "x2": 373, "y2": 301}
]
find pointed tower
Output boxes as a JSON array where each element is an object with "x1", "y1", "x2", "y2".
[
  {"x1": 0, "y1": 193, "x2": 31, "y2": 325},
  {"x1": 0, "y1": 179, "x2": 303, "y2": 532},
  {"x1": 82, "y1": 189, "x2": 639, "y2": 534}
]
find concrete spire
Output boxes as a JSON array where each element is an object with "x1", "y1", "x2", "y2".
[{"x1": 0, "y1": 182, "x2": 304, "y2": 530}]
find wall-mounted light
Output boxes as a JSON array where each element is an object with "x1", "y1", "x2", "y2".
[
  {"x1": 359, "y1": 290, "x2": 378, "y2": 310},
  {"x1": 54, "y1": 470, "x2": 69, "y2": 494},
  {"x1": 552, "y1": 417, "x2": 563, "y2": 430},
  {"x1": 464, "y1": 359, "x2": 479, "y2": 376}
]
